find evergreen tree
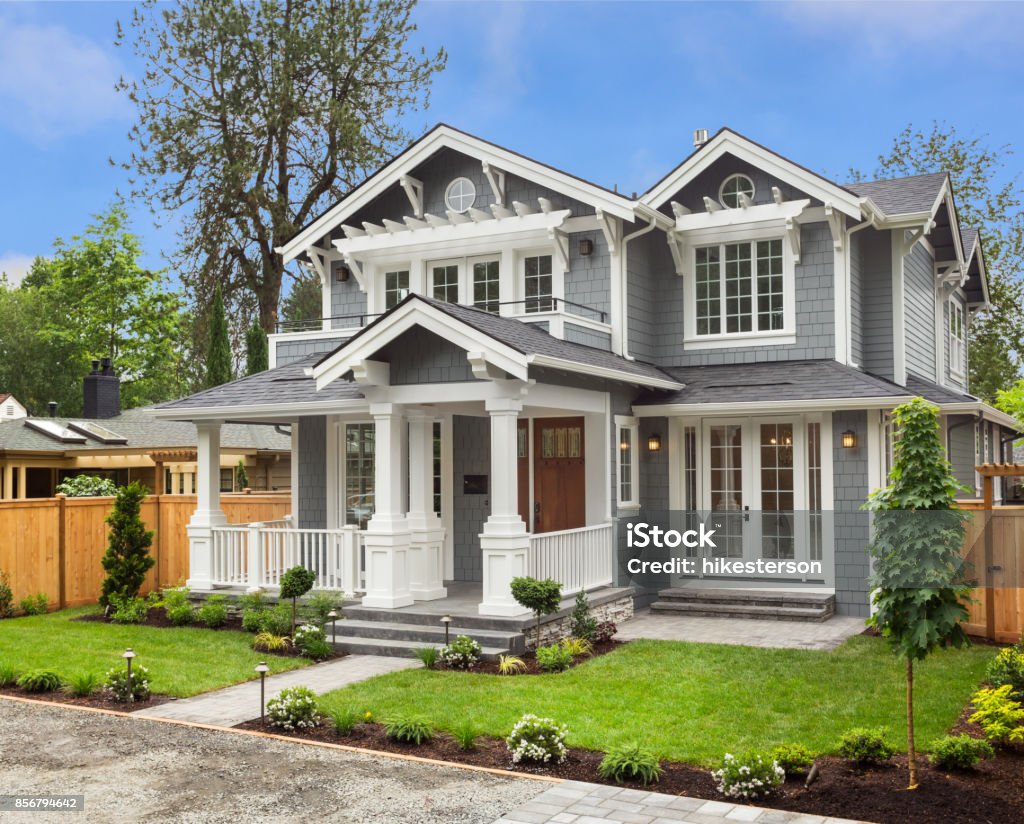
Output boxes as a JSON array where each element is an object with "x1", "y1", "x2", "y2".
[
  {"x1": 99, "y1": 482, "x2": 156, "y2": 609},
  {"x1": 205, "y1": 285, "x2": 232, "y2": 388},
  {"x1": 245, "y1": 321, "x2": 269, "y2": 376}
]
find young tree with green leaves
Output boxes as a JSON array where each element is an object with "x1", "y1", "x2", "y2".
[
  {"x1": 117, "y1": 0, "x2": 446, "y2": 333},
  {"x1": 245, "y1": 322, "x2": 269, "y2": 376},
  {"x1": 205, "y1": 285, "x2": 233, "y2": 388},
  {"x1": 100, "y1": 482, "x2": 156, "y2": 609},
  {"x1": 863, "y1": 397, "x2": 972, "y2": 789},
  {"x1": 853, "y1": 122, "x2": 1024, "y2": 401},
  {"x1": 281, "y1": 274, "x2": 323, "y2": 329}
]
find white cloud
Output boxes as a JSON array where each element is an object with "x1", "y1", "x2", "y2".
[
  {"x1": 0, "y1": 252, "x2": 35, "y2": 285},
  {"x1": 0, "y1": 16, "x2": 129, "y2": 142}
]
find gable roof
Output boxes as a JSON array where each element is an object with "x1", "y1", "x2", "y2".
[
  {"x1": 313, "y1": 294, "x2": 682, "y2": 391},
  {"x1": 848, "y1": 172, "x2": 949, "y2": 217},
  {"x1": 278, "y1": 123, "x2": 638, "y2": 264}
]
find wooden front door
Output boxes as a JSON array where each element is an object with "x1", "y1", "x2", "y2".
[{"x1": 532, "y1": 417, "x2": 585, "y2": 534}]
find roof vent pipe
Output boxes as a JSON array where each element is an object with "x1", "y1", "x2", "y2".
[
  {"x1": 47, "y1": 401, "x2": 57, "y2": 418},
  {"x1": 693, "y1": 128, "x2": 709, "y2": 149}
]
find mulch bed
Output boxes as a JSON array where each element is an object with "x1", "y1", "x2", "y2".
[
  {"x1": 234, "y1": 713, "x2": 1024, "y2": 824},
  {"x1": 0, "y1": 685, "x2": 173, "y2": 712},
  {"x1": 466, "y1": 639, "x2": 622, "y2": 675}
]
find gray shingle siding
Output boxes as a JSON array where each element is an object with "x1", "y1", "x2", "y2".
[
  {"x1": 564, "y1": 323, "x2": 612, "y2": 351},
  {"x1": 904, "y1": 238, "x2": 936, "y2": 381},
  {"x1": 330, "y1": 261, "x2": 368, "y2": 328},
  {"x1": 275, "y1": 336, "x2": 347, "y2": 367},
  {"x1": 832, "y1": 409, "x2": 871, "y2": 617},
  {"x1": 858, "y1": 229, "x2": 895, "y2": 380},
  {"x1": 565, "y1": 229, "x2": 611, "y2": 320},
  {"x1": 452, "y1": 414, "x2": 488, "y2": 582},
  {"x1": 297, "y1": 416, "x2": 327, "y2": 529},
  {"x1": 849, "y1": 230, "x2": 864, "y2": 365},
  {"x1": 947, "y1": 414, "x2": 978, "y2": 498},
  {"x1": 659, "y1": 154, "x2": 810, "y2": 214},
  {"x1": 376, "y1": 327, "x2": 476, "y2": 385}
]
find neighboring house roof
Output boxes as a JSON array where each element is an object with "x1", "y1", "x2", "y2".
[
  {"x1": 848, "y1": 171, "x2": 949, "y2": 216},
  {"x1": 0, "y1": 394, "x2": 9, "y2": 403},
  {"x1": 0, "y1": 407, "x2": 290, "y2": 453},
  {"x1": 314, "y1": 293, "x2": 683, "y2": 391},
  {"x1": 960, "y1": 226, "x2": 980, "y2": 261}
]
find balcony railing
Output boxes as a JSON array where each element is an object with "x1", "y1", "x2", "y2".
[
  {"x1": 528, "y1": 523, "x2": 614, "y2": 596},
  {"x1": 275, "y1": 313, "x2": 382, "y2": 334}
]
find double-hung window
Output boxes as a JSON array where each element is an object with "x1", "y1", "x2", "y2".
[
  {"x1": 524, "y1": 254, "x2": 554, "y2": 313},
  {"x1": 949, "y1": 300, "x2": 966, "y2": 377},
  {"x1": 384, "y1": 270, "x2": 409, "y2": 310},
  {"x1": 431, "y1": 263, "x2": 459, "y2": 304},
  {"x1": 472, "y1": 259, "x2": 500, "y2": 313},
  {"x1": 693, "y1": 239, "x2": 785, "y2": 337},
  {"x1": 615, "y1": 416, "x2": 640, "y2": 509}
]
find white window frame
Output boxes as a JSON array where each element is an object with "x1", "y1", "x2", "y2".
[
  {"x1": 521, "y1": 250, "x2": 556, "y2": 314},
  {"x1": 382, "y1": 267, "x2": 411, "y2": 311},
  {"x1": 615, "y1": 415, "x2": 640, "y2": 510},
  {"x1": 719, "y1": 173, "x2": 755, "y2": 209},
  {"x1": 429, "y1": 258, "x2": 461, "y2": 304},
  {"x1": 949, "y1": 298, "x2": 966, "y2": 380},
  {"x1": 682, "y1": 223, "x2": 796, "y2": 349},
  {"x1": 444, "y1": 177, "x2": 476, "y2": 213}
]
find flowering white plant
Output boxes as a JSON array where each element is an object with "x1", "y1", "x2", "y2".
[
  {"x1": 439, "y1": 635, "x2": 482, "y2": 670},
  {"x1": 711, "y1": 752, "x2": 785, "y2": 799},
  {"x1": 506, "y1": 713, "x2": 568, "y2": 765},
  {"x1": 104, "y1": 664, "x2": 151, "y2": 702},
  {"x1": 266, "y1": 685, "x2": 320, "y2": 731}
]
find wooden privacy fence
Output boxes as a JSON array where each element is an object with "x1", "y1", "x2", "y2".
[
  {"x1": 961, "y1": 498, "x2": 1024, "y2": 643},
  {"x1": 0, "y1": 493, "x2": 291, "y2": 609}
]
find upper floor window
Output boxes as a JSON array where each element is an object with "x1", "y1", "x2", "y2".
[
  {"x1": 445, "y1": 177, "x2": 476, "y2": 213},
  {"x1": 472, "y1": 259, "x2": 500, "y2": 313},
  {"x1": 432, "y1": 263, "x2": 459, "y2": 303},
  {"x1": 720, "y1": 174, "x2": 755, "y2": 208},
  {"x1": 694, "y1": 239, "x2": 784, "y2": 336},
  {"x1": 524, "y1": 254, "x2": 553, "y2": 313},
  {"x1": 949, "y1": 300, "x2": 966, "y2": 377},
  {"x1": 384, "y1": 270, "x2": 409, "y2": 310}
]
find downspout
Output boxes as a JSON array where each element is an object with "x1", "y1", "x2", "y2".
[{"x1": 620, "y1": 214, "x2": 660, "y2": 362}]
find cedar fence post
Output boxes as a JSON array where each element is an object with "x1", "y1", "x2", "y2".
[
  {"x1": 56, "y1": 493, "x2": 67, "y2": 610},
  {"x1": 982, "y1": 473, "x2": 995, "y2": 641}
]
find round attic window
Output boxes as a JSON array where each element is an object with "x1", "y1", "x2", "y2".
[
  {"x1": 445, "y1": 177, "x2": 476, "y2": 213},
  {"x1": 720, "y1": 173, "x2": 755, "y2": 208}
]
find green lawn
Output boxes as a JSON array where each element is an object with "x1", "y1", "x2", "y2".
[
  {"x1": 319, "y1": 636, "x2": 993, "y2": 765},
  {"x1": 0, "y1": 607, "x2": 309, "y2": 698}
]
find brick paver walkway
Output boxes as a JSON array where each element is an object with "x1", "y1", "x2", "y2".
[
  {"x1": 494, "y1": 781, "x2": 868, "y2": 824},
  {"x1": 131, "y1": 654, "x2": 419, "y2": 726}
]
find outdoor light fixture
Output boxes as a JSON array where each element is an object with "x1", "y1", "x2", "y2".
[
  {"x1": 122, "y1": 648, "x2": 137, "y2": 703},
  {"x1": 579, "y1": 238, "x2": 594, "y2": 256},
  {"x1": 842, "y1": 430, "x2": 857, "y2": 449},
  {"x1": 327, "y1": 609, "x2": 339, "y2": 645},
  {"x1": 441, "y1": 614, "x2": 452, "y2": 645},
  {"x1": 255, "y1": 661, "x2": 270, "y2": 724},
  {"x1": 336, "y1": 265, "x2": 350, "y2": 283},
  {"x1": 647, "y1": 434, "x2": 662, "y2": 452}
]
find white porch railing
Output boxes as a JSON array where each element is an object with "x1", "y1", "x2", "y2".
[
  {"x1": 528, "y1": 522, "x2": 614, "y2": 596},
  {"x1": 210, "y1": 522, "x2": 363, "y2": 595}
]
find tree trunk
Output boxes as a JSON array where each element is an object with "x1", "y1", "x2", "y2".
[
  {"x1": 907, "y1": 657, "x2": 918, "y2": 790},
  {"x1": 256, "y1": 258, "x2": 284, "y2": 335}
]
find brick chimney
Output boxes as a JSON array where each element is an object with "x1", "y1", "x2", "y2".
[{"x1": 83, "y1": 357, "x2": 121, "y2": 419}]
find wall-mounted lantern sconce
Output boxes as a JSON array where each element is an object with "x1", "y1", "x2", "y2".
[
  {"x1": 579, "y1": 238, "x2": 594, "y2": 256},
  {"x1": 336, "y1": 265, "x2": 350, "y2": 282},
  {"x1": 842, "y1": 430, "x2": 857, "y2": 449},
  {"x1": 647, "y1": 434, "x2": 662, "y2": 453}
]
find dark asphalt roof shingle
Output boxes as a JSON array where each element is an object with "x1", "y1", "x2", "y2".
[
  {"x1": 0, "y1": 407, "x2": 290, "y2": 453},
  {"x1": 904, "y1": 373, "x2": 976, "y2": 404},
  {"x1": 848, "y1": 171, "x2": 948, "y2": 216}
]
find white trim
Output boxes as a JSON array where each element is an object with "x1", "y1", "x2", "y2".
[
  {"x1": 614, "y1": 415, "x2": 640, "y2": 509},
  {"x1": 444, "y1": 176, "x2": 476, "y2": 213},
  {"x1": 634, "y1": 396, "x2": 914, "y2": 417},
  {"x1": 684, "y1": 333, "x2": 795, "y2": 351},
  {"x1": 525, "y1": 354, "x2": 681, "y2": 390},
  {"x1": 719, "y1": 173, "x2": 755, "y2": 209}
]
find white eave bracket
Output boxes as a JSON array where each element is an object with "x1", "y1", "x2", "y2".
[
  {"x1": 350, "y1": 359, "x2": 390, "y2": 387},
  {"x1": 482, "y1": 161, "x2": 506, "y2": 206},
  {"x1": 399, "y1": 175, "x2": 424, "y2": 218},
  {"x1": 342, "y1": 254, "x2": 368, "y2": 293},
  {"x1": 548, "y1": 227, "x2": 570, "y2": 271},
  {"x1": 667, "y1": 231, "x2": 687, "y2": 277},
  {"x1": 901, "y1": 220, "x2": 936, "y2": 257},
  {"x1": 786, "y1": 217, "x2": 801, "y2": 265},
  {"x1": 935, "y1": 261, "x2": 967, "y2": 292},
  {"x1": 466, "y1": 351, "x2": 507, "y2": 381},
  {"x1": 303, "y1": 246, "x2": 331, "y2": 286},
  {"x1": 824, "y1": 202, "x2": 844, "y2": 252},
  {"x1": 595, "y1": 208, "x2": 619, "y2": 255}
]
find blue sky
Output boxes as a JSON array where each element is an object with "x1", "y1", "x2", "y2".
[{"x1": 2, "y1": 0, "x2": 1023, "y2": 295}]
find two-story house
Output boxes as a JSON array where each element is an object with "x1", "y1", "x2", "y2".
[{"x1": 152, "y1": 125, "x2": 1015, "y2": 621}]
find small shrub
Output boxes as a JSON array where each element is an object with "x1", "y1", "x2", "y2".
[
  {"x1": 384, "y1": 716, "x2": 434, "y2": 745},
  {"x1": 439, "y1": 635, "x2": 482, "y2": 670},
  {"x1": 56, "y1": 475, "x2": 117, "y2": 497},
  {"x1": 109, "y1": 594, "x2": 149, "y2": 624},
  {"x1": 0, "y1": 662, "x2": 17, "y2": 687},
  {"x1": 266, "y1": 686, "x2": 319, "y2": 731},
  {"x1": 238, "y1": 588, "x2": 268, "y2": 612},
  {"x1": 593, "y1": 620, "x2": 617, "y2": 644},
  {"x1": 712, "y1": 752, "x2": 784, "y2": 799},
  {"x1": 570, "y1": 590, "x2": 597, "y2": 641},
  {"x1": 197, "y1": 595, "x2": 228, "y2": 628},
  {"x1": 0, "y1": 569, "x2": 13, "y2": 618},
  {"x1": 770, "y1": 743, "x2": 814, "y2": 774},
  {"x1": 279, "y1": 566, "x2": 317, "y2": 626},
  {"x1": 928, "y1": 734, "x2": 995, "y2": 770},
  {"x1": 536, "y1": 642, "x2": 573, "y2": 673},
  {"x1": 292, "y1": 623, "x2": 326, "y2": 651},
  {"x1": 241, "y1": 607, "x2": 265, "y2": 633},
  {"x1": 506, "y1": 714, "x2": 568, "y2": 764},
  {"x1": 65, "y1": 672, "x2": 102, "y2": 698},
  {"x1": 987, "y1": 641, "x2": 1024, "y2": 702},
  {"x1": 969, "y1": 685, "x2": 1024, "y2": 745},
  {"x1": 159, "y1": 587, "x2": 194, "y2": 626},
  {"x1": 497, "y1": 654, "x2": 527, "y2": 675},
  {"x1": 252, "y1": 632, "x2": 290, "y2": 653},
  {"x1": 510, "y1": 577, "x2": 562, "y2": 645},
  {"x1": 837, "y1": 727, "x2": 895, "y2": 764},
  {"x1": 561, "y1": 637, "x2": 593, "y2": 657},
  {"x1": 19, "y1": 594, "x2": 48, "y2": 616},
  {"x1": 105, "y1": 664, "x2": 151, "y2": 702},
  {"x1": 259, "y1": 603, "x2": 295, "y2": 637},
  {"x1": 302, "y1": 591, "x2": 342, "y2": 628},
  {"x1": 598, "y1": 743, "x2": 663, "y2": 785},
  {"x1": 300, "y1": 638, "x2": 333, "y2": 660},
  {"x1": 453, "y1": 720, "x2": 478, "y2": 751},
  {"x1": 329, "y1": 707, "x2": 361, "y2": 736},
  {"x1": 98, "y1": 481, "x2": 155, "y2": 608},
  {"x1": 16, "y1": 670, "x2": 62, "y2": 693},
  {"x1": 411, "y1": 646, "x2": 439, "y2": 669}
]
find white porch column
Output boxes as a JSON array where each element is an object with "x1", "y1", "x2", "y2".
[
  {"x1": 406, "y1": 412, "x2": 446, "y2": 600},
  {"x1": 479, "y1": 397, "x2": 530, "y2": 616},
  {"x1": 186, "y1": 420, "x2": 227, "y2": 590},
  {"x1": 361, "y1": 403, "x2": 414, "y2": 608}
]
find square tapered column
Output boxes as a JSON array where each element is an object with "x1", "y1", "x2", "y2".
[
  {"x1": 186, "y1": 420, "x2": 228, "y2": 590},
  {"x1": 362, "y1": 403, "x2": 414, "y2": 609},
  {"x1": 407, "y1": 412, "x2": 446, "y2": 600},
  {"x1": 479, "y1": 397, "x2": 530, "y2": 616}
]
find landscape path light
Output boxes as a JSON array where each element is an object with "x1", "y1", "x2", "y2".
[
  {"x1": 441, "y1": 615, "x2": 452, "y2": 645},
  {"x1": 255, "y1": 661, "x2": 270, "y2": 724},
  {"x1": 122, "y1": 648, "x2": 137, "y2": 703},
  {"x1": 327, "y1": 609, "x2": 339, "y2": 645}
]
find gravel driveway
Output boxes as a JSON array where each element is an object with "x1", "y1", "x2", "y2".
[{"x1": 0, "y1": 699, "x2": 540, "y2": 823}]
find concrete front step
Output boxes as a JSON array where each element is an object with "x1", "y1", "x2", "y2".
[
  {"x1": 650, "y1": 588, "x2": 835, "y2": 623},
  {"x1": 335, "y1": 619, "x2": 523, "y2": 650},
  {"x1": 331, "y1": 634, "x2": 511, "y2": 660},
  {"x1": 649, "y1": 601, "x2": 832, "y2": 622}
]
